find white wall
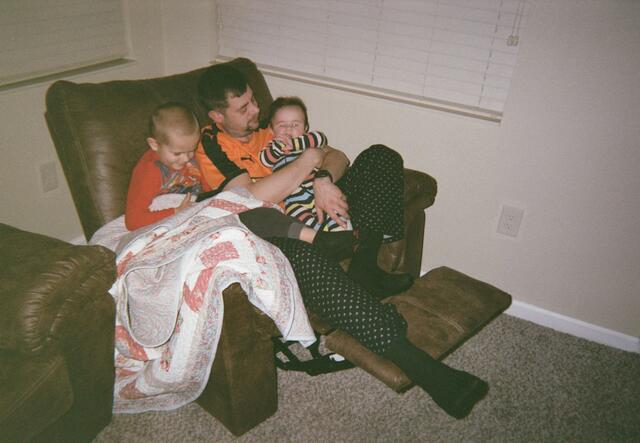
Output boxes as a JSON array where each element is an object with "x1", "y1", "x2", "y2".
[
  {"x1": 0, "y1": 0, "x2": 166, "y2": 241},
  {"x1": 0, "y1": 0, "x2": 216, "y2": 241},
  {"x1": 264, "y1": 0, "x2": 640, "y2": 339},
  {"x1": 160, "y1": 0, "x2": 216, "y2": 75}
]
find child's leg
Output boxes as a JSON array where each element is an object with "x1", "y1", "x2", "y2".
[
  {"x1": 285, "y1": 180, "x2": 347, "y2": 233},
  {"x1": 238, "y1": 207, "x2": 304, "y2": 239},
  {"x1": 238, "y1": 207, "x2": 355, "y2": 261},
  {"x1": 284, "y1": 186, "x2": 321, "y2": 230}
]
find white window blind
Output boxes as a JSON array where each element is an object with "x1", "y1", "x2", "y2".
[
  {"x1": 0, "y1": 0, "x2": 128, "y2": 87},
  {"x1": 216, "y1": 0, "x2": 529, "y2": 121}
]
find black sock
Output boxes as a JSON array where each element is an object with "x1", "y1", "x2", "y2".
[
  {"x1": 312, "y1": 230, "x2": 356, "y2": 262},
  {"x1": 382, "y1": 336, "x2": 488, "y2": 419},
  {"x1": 239, "y1": 208, "x2": 299, "y2": 239},
  {"x1": 348, "y1": 227, "x2": 413, "y2": 298}
]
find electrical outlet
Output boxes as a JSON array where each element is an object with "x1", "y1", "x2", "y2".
[
  {"x1": 40, "y1": 161, "x2": 58, "y2": 193},
  {"x1": 497, "y1": 205, "x2": 524, "y2": 237}
]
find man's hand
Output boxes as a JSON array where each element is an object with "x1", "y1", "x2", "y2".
[{"x1": 313, "y1": 177, "x2": 350, "y2": 228}]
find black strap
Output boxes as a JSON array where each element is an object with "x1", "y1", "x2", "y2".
[
  {"x1": 201, "y1": 126, "x2": 247, "y2": 185},
  {"x1": 272, "y1": 335, "x2": 355, "y2": 376}
]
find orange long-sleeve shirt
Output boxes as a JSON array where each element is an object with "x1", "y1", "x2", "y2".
[{"x1": 125, "y1": 149, "x2": 210, "y2": 231}]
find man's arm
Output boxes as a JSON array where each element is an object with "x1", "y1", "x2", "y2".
[
  {"x1": 318, "y1": 145, "x2": 349, "y2": 182},
  {"x1": 313, "y1": 145, "x2": 351, "y2": 228},
  {"x1": 198, "y1": 126, "x2": 324, "y2": 204},
  {"x1": 225, "y1": 148, "x2": 325, "y2": 203}
]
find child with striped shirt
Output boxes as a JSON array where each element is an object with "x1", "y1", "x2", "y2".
[{"x1": 260, "y1": 96, "x2": 351, "y2": 233}]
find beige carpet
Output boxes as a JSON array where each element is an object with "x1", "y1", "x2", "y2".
[{"x1": 94, "y1": 314, "x2": 640, "y2": 442}]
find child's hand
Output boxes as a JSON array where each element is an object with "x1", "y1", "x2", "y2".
[
  {"x1": 274, "y1": 137, "x2": 293, "y2": 154},
  {"x1": 176, "y1": 193, "x2": 193, "y2": 213}
]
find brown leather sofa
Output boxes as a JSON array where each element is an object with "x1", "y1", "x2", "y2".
[
  {"x1": 0, "y1": 223, "x2": 117, "y2": 442},
  {"x1": 45, "y1": 57, "x2": 511, "y2": 436}
]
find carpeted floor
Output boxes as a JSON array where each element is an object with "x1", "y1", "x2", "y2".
[{"x1": 94, "y1": 314, "x2": 640, "y2": 442}]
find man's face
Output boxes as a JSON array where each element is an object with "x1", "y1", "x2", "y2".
[{"x1": 210, "y1": 87, "x2": 260, "y2": 139}]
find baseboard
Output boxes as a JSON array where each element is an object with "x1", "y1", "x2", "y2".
[{"x1": 506, "y1": 300, "x2": 640, "y2": 354}]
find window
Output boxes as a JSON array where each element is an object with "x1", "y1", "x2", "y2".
[
  {"x1": 216, "y1": 0, "x2": 529, "y2": 122},
  {"x1": 0, "y1": 0, "x2": 128, "y2": 87}
]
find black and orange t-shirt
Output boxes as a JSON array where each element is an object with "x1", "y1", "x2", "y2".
[{"x1": 195, "y1": 125, "x2": 274, "y2": 190}]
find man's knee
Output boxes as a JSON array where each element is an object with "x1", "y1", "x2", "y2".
[{"x1": 353, "y1": 144, "x2": 403, "y2": 170}]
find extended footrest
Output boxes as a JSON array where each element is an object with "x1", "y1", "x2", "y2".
[{"x1": 321, "y1": 266, "x2": 512, "y2": 391}]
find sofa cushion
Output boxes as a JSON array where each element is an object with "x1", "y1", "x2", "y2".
[
  {"x1": 0, "y1": 223, "x2": 116, "y2": 355},
  {"x1": 0, "y1": 352, "x2": 73, "y2": 441}
]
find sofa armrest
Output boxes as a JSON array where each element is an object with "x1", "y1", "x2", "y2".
[{"x1": 0, "y1": 224, "x2": 116, "y2": 356}]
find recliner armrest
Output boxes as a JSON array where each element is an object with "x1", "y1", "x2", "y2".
[
  {"x1": 375, "y1": 169, "x2": 437, "y2": 277},
  {"x1": 404, "y1": 168, "x2": 437, "y2": 210},
  {"x1": 0, "y1": 224, "x2": 116, "y2": 355}
]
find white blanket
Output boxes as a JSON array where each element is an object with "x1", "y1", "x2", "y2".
[{"x1": 91, "y1": 189, "x2": 315, "y2": 412}]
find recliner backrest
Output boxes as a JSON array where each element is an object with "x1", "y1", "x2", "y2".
[{"x1": 45, "y1": 58, "x2": 273, "y2": 240}]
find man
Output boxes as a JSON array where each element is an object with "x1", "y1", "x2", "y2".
[
  {"x1": 195, "y1": 63, "x2": 412, "y2": 299},
  {"x1": 192, "y1": 62, "x2": 490, "y2": 420}
]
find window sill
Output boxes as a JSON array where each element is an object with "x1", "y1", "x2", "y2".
[{"x1": 0, "y1": 58, "x2": 136, "y2": 94}]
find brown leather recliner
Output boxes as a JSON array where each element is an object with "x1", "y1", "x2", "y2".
[
  {"x1": 45, "y1": 58, "x2": 511, "y2": 436},
  {"x1": 0, "y1": 223, "x2": 117, "y2": 442},
  {"x1": 45, "y1": 58, "x2": 436, "y2": 436}
]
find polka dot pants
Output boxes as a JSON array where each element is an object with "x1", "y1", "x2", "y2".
[
  {"x1": 266, "y1": 237, "x2": 408, "y2": 355},
  {"x1": 338, "y1": 144, "x2": 404, "y2": 243}
]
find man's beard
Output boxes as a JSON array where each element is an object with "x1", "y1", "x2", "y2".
[{"x1": 246, "y1": 115, "x2": 259, "y2": 132}]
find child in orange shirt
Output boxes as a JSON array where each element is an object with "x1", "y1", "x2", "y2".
[{"x1": 125, "y1": 102, "x2": 353, "y2": 259}]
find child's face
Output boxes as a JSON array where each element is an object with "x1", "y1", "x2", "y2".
[
  {"x1": 270, "y1": 106, "x2": 307, "y2": 139},
  {"x1": 150, "y1": 131, "x2": 200, "y2": 171}
]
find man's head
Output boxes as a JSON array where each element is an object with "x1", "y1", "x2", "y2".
[
  {"x1": 267, "y1": 96, "x2": 310, "y2": 140},
  {"x1": 147, "y1": 102, "x2": 200, "y2": 171},
  {"x1": 199, "y1": 64, "x2": 260, "y2": 139}
]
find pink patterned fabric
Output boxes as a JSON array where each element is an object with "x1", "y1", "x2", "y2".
[{"x1": 105, "y1": 189, "x2": 315, "y2": 413}]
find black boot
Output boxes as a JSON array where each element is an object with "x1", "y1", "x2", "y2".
[
  {"x1": 383, "y1": 336, "x2": 488, "y2": 419},
  {"x1": 348, "y1": 227, "x2": 413, "y2": 299},
  {"x1": 312, "y1": 230, "x2": 356, "y2": 262}
]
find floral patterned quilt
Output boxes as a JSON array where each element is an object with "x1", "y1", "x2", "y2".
[{"x1": 92, "y1": 189, "x2": 315, "y2": 413}]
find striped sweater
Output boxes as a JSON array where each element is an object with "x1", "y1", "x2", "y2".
[{"x1": 259, "y1": 131, "x2": 344, "y2": 232}]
